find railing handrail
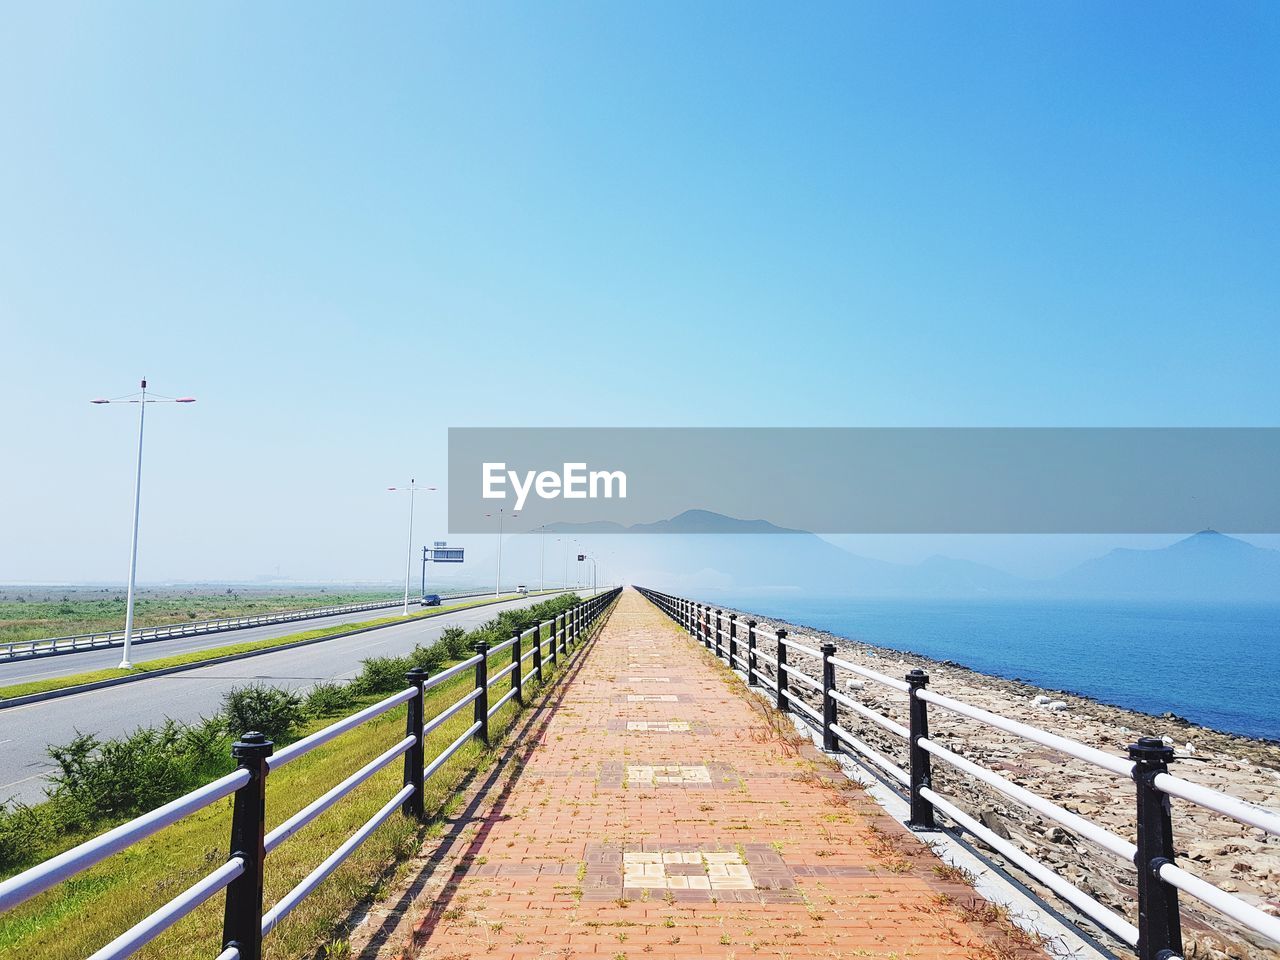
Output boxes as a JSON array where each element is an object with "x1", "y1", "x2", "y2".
[
  {"x1": 0, "y1": 587, "x2": 624, "y2": 960},
  {"x1": 0, "y1": 767, "x2": 251, "y2": 912},
  {"x1": 269, "y1": 686, "x2": 418, "y2": 770},
  {"x1": 635, "y1": 586, "x2": 1280, "y2": 960}
]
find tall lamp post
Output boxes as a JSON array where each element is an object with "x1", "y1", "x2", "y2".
[
  {"x1": 91, "y1": 379, "x2": 196, "y2": 669},
  {"x1": 388, "y1": 480, "x2": 436, "y2": 615},
  {"x1": 485, "y1": 508, "x2": 518, "y2": 596},
  {"x1": 537, "y1": 524, "x2": 548, "y2": 593}
]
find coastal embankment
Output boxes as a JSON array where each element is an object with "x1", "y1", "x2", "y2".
[{"x1": 726, "y1": 606, "x2": 1280, "y2": 960}]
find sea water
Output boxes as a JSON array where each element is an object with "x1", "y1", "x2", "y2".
[{"x1": 700, "y1": 595, "x2": 1280, "y2": 740}]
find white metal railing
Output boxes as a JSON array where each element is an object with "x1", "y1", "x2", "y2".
[
  {"x1": 265, "y1": 736, "x2": 416, "y2": 855},
  {"x1": 0, "y1": 768, "x2": 251, "y2": 911},
  {"x1": 88, "y1": 856, "x2": 246, "y2": 960},
  {"x1": 0, "y1": 588, "x2": 623, "y2": 960},
  {"x1": 639, "y1": 587, "x2": 1280, "y2": 960}
]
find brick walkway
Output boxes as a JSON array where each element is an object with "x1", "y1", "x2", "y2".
[{"x1": 380, "y1": 589, "x2": 1044, "y2": 960}]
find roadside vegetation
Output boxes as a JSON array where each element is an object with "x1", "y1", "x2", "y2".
[
  {"x1": 0, "y1": 586, "x2": 403, "y2": 647},
  {"x1": 0, "y1": 593, "x2": 542, "y2": 702},
  {"x1": 0, "y1": 592, "x2": 592, "y2": 960}
]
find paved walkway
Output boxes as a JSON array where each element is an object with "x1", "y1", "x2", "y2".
[{"x1": 378, "y1": 589, "x2": 1044, "y2": 959}]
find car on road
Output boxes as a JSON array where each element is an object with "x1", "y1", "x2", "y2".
[{"x1": 421, "y1": 594, "x2": 442, "y2": 606}]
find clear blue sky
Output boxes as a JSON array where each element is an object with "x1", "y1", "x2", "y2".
[{"x1": 2, "y1": 3, "x2": 1277, "y2": 583}]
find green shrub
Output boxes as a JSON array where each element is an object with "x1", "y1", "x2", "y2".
[
  {"x1": 303, "y1": 682, "x2": 356, "y2": 717},
  {"x1": 352, "y1": 655, "x2": 411, "y2": 695},
  {"x1": 408, "y1": 642, "x2": 449, "y2": 674},
  {"x1": 45, "y1": 718, "x2": 229, "y2": 820},
  {"x1": 0, "y1": 802, "x2": 60, "y2": 873},
  {"x1": 221, "y1": 684, "x2": 303, "y2": 742},
  {"x1": 438, "y1": 625, "x2": 470, "y2": 660}
]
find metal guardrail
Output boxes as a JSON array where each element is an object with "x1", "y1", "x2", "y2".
[
  {"x1": 637, "y1": 587, "x2": 1280, "y2": 960},
  {"x1": 0, "y1": 591, "x2": 502, "y2": 662},
  {"x1": 0, "y1": 587, "x2": 622, "y2": 960}
]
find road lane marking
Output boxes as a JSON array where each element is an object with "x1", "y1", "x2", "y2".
[{"x1": 1, "y1": 772, "x2": 50, "y2": 790}]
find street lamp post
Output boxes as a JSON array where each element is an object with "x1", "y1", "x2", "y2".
[
  {"x1": 388, "y1": 480, "x2": 436, "y2": 615},
  {"x1": 91, "y1": 379, "x2": 196, "y2": 669},
  {"x1": 538, "y1": 524, "x2": 547, "y2": 593},
  {"x1": 485, "y1": 509, "x2": 518, "y2": 596}
]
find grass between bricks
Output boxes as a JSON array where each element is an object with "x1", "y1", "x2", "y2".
[
  {"x1": 0, "y1": 594, "x2": 551, "y2": 702},
  {"x1": 0, "y1": 613, "x2": 610, "y2": 960}
]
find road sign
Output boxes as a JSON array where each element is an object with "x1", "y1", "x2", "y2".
[{"x1": 421, "y1": 541, "x2": 465, "y2": 599}]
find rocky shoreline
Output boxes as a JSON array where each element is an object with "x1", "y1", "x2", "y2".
[{"x1": 716, "y1": 605, "x2": 1280, "y2": 960}]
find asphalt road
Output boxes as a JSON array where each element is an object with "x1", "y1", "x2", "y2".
[
  {"x1": 0, "y1": 592, "x2": 529, "y2": 688},
  {"x1": 0, "y1": 590, "x2": 587, "y2": 805}
]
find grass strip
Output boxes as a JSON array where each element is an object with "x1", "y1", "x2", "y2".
[
  {"x1": 0, "y1": 590, "x2": 402, "y2": 649},
  {"x1": 0, "y1": 604, "x2": 614, "y2": 960},
  {"x1": 0, "y1": 593, "x2": 559, "y2": 703}
]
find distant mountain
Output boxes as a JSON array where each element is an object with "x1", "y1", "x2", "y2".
[
  {"x1": 1049, "y1": 531, "x2": 1280, "y2": 601},
  {"x1": 548, "y1": 510, "x2": 1019, "y2": 597},
  {"x1": 552, "y1": 512, "x2": 1280, "y2": 602},
  {"x1": 545, "y1": 509, "x2": 806, "y2": 535}
]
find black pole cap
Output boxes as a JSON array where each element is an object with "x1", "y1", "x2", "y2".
[
  {"x1": 231, "y1": 730, "x2": 273, "y2": 758},
  {"x1": 1129, "y1": 736, "x2": 1176, "y2": 764}
]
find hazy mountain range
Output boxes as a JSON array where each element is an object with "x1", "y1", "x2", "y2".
[{"x1": 547, "y1": 510, "x2": 1280, "y2": 601}]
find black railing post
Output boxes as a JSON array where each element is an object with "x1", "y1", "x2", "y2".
[
  {"x1": 552, "y1": 612, "x2": 561, "y2": 665},
  {"x1": 1130, "y1": 737, "x2": 1183, "y2": 960},
  {"x1": 714, "y1": 609, "x2": 723, "y2": 659},
  {"x1": 402, "y1": 668, "x2": 426, "y2": 819},
  {"x1": 821, "y1": 643, "x2": 838, "y2": 752},
  {"x1": 534, "y1": 621, "x2": 544, "y2": 684},
  {"x1": 728, "y1": 614, "x2": 738, "y2": 668},
  {"x1": 512, "y1": 629, "x2": 524, "y2": 706},
  {"x1": 906, "y1": 668, "x2": 936, "y2": 829},
  {"x1": 775, "y1": 629, "x2": 788, "y2": 711},
  {"x1": 221, "y1": 731, "x2": 272, "y2": 960},
  {"x1": 474, "y1": 641, "x2": 490, "y2": 746},
  {"x1": 747, "y1": 620, "x2": 758, "y2": 685}
]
